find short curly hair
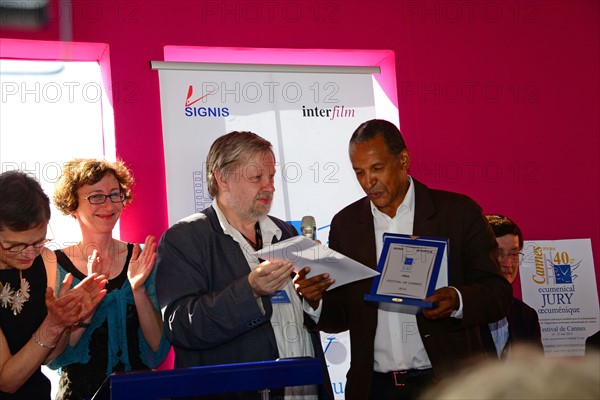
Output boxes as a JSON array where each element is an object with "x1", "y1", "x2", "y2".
[{"x1": 54, "y1": 159, "x2": 134, "y2": 216}]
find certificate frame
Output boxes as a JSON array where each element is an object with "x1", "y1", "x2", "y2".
[{"x1": 364, "y1": 233, "x2": 448, "y2": 314}]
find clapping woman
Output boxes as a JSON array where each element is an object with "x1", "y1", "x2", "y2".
[
  {"x1": 0, "y1": 171, "x2": 106, "y2": 399},
  {"x1": 47, "y1": 159, "x2": 170, "y2": 400}
]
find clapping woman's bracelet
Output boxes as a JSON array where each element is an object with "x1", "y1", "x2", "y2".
[{"x1": 31, "y1": 333, "x2": 56, "y2": 349}]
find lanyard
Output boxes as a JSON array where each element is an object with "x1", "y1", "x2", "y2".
[{"x1": 242, "y1": 221, "x2": 263, "y2": 251}]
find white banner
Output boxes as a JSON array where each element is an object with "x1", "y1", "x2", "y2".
[
  {"x1": 520, "y1": 239, "x2": 599, "y2": 356},
  {"x1": 158, "y1": 68, "x2": 375, "y2": 228},
  {"x1": 157, "y1": 64, "x2": 380, "y2": 398}
]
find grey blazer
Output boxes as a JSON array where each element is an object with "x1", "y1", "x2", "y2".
[{"x1": 156, "y1": 206, "x2": 333, "y2": 399}]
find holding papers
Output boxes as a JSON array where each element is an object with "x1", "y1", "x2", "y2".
[
  {"x1": 365, "y1": 233, "x2": 449, "y2": 314},
  {"x1": 255, "y1": 236, "x2": 379, "y2": 290}
]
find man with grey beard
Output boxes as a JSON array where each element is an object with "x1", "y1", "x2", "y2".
[{"x1": 156, "y1": 131, "x2": 332, "y2": 400}]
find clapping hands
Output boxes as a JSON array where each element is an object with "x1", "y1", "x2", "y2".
[
  {"x1": 127, "y1": 236, "x2": 157, "y2": 292},
  {"x1": 46, "y1": 272, "x2": 107, "y2": 329}
]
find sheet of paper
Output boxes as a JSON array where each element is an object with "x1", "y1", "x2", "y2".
[{"x1": 255, "y1": 236, "x2": 379, "y2": 290}]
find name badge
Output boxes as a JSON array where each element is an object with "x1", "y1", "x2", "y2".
[{"x1": 271, "y1": 290, "x2": 291, "y2": 304}]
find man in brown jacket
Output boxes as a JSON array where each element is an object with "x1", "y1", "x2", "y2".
[{"x1": 294, "y1": 119, "x2": 512, "y2": 400}]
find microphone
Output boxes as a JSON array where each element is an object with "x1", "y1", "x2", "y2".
[{"x1": 300, "y1": 216, "x2": 316, "y2": 240}]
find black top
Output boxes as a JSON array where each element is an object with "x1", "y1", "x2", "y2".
[
  {"x1": 0, "y1": 255, "x2": 50, "y2": 400},
  {"x1": 54, "y1": 245, "x2": 149, "y2": 400}
]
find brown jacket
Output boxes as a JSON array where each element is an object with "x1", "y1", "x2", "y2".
[{"x1": 316, "y1": 178, "x2": 512, "y2": 400}]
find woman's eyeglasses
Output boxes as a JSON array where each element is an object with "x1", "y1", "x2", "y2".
[
  {"x1": 0, "y1": 238, "x2": 52, "y2": 253},
  {"x1": 82, "y1": 192, "x2": 125, "y2": 205}
]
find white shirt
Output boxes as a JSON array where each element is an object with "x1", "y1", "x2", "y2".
[
  {"x1": 372, "y1": 177, "x2": 463, "y2": 371},
  {"x1": 371, "y1": 176, "x2": 433, "y2": 371},
  {"x1": 213, "y1": 200, "x2": 317, "y2": 399},
  {"x1": 489, "y1": 317, "x2": 510, "y2": 358}
]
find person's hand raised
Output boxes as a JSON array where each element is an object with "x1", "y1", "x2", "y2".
[
  {"x1": 127, "y1": 236, "x2": 157, "y2": 292},
  {"x1": 45, "y1": 273, "x2": 81, "y2": 329},
  {"x1": 70, "y1": 272, "x2": 108, "y2": 324},
  {"x1": 86, "y1": 249, "x2": 110, "y2": 278}
]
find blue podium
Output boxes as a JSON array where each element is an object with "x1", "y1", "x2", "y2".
[{"x1": 92, "y1": 358, "x2": 323, "y2": 399}]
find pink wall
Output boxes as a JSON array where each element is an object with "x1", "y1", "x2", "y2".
[{"x1": 2, "y1": 0, "x2": 599, "y2": 298}]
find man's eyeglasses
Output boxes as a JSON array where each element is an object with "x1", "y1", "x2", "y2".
[
  {"x1": 497, "y1": 250, "x2": 523, "y2": 262},
  {"x1": 82, "y1": 192, "x2": 125, "y2": 205},
  {"x1": 0, "y1": 238, "x2": 52, "y2": 253}
]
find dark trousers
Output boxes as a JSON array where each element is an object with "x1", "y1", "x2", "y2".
[{"x1": 371, "y1": 369, "x2": 435, "y2": 400}]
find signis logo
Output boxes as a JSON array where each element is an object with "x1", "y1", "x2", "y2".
[
  {"x1": 184, "y1": 85, "x2": 230, "y2": 117},
  {"x1": 185, "y1": 84, "x2": 215, "y2": 106}
]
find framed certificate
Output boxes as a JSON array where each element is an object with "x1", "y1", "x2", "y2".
[{"x1": 364, "y1": 233, "x2": 449, "y2": 314}]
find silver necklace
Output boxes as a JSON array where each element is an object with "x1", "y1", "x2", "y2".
[{"x1": 0, "y1": 269, "x2": 31, "y2": 315}]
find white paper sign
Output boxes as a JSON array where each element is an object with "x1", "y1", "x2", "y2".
[
  {"x1": 520, "y1": 239, "x2": 599, "y2": 356},
  {"x1": 378, "y1": 244, "x2": 439, "y2": 299}
]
